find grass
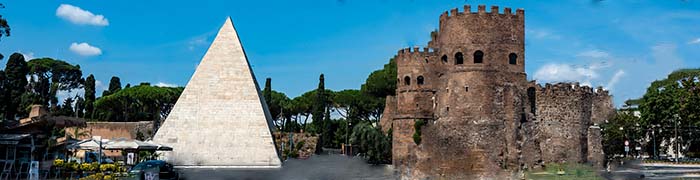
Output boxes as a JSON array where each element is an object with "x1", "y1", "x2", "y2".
[{"x1": 524, "y1": 163, "x2": 603, "y2": 180}]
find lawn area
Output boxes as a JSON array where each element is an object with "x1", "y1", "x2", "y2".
[{"x1": 525, "y1": 163, "x2": 604, "y2": 180}]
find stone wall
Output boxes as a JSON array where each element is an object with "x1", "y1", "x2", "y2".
[
  {"x1": 379, "y1": 96, "x2": 396, "y2": 133},
  {"x1": 66, "y1": 121, "x2": 154, "y2": 140},
  {"x1": 536, "y1": 83, "x2": 593, "y2": 164}
]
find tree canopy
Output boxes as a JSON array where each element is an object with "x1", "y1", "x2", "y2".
[
  {"x1": 93, "y1": 83, "x2": 183, "y2": 122},
  {"x1": 3, "y1": 53, "x2": 28, "y2": 121},
  {"x1": 630, "y1": 68, "x2": 700, "y2": 158},
  {"x1": 360, "y1": 58, "x2": 396, "y2": 98},
  {"x1": 27, "y1": 58, "x2": 83, "y2": 107}
]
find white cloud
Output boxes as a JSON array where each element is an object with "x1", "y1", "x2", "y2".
[
  {"x1": 188, "y1": 36, "x2": 208, "y2": 50},
  {"x1": 605, "y1": 70, "x2": 625, "y2": 91},
  {"x1": 56, "y1": 4, "x2": 109, "y2": 26},
  {"x1": 69, "y1": 42, "x2": 102, "y2": 56},
  {"x1": 57, "y1": 88, "x2": 84, "y2": 105},
  {"x1": 19, "y1": 52, "x2": 35, "y2": 60},
  {"x1": 688, "y1": 38, "x2": 700, "y2": 44},
  {"x1": 533, "y1": 63, "x2": 599, "y2": 84},
  {"x1": 577, "y1": 50, "x2": 610, "y2": 59},
  {"x1": 155, "y1": 82, "x2": 178, "y2": 87},
  {"x1": 526, "y1": 29, "x2": 561, "y2": 40}
]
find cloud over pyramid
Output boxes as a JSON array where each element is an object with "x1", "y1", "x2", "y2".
[{"x1": 153, "y1": 17, "x2": 281, "y2": 168}]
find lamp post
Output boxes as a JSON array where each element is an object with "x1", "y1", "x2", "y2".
[
  {"x1": 652, "y1": 125, "x2": 657, "y2": 159},
  {"x1": 620, "y1": 127, "x2": 627, "y2": 157}
]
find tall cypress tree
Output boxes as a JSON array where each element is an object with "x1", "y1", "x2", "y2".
[
  {"x1": 84, "y1": 74, "x2": 96, "y2": 119},
  {"x1": 263, "y1": 78, "x2": 272, "y2": 109},
  {"x1": 102, "y1": 76, "x2": 121, "y2": 96},
  {"x1": 3, "y1": 53, "x2": 28, "y2": 121},
  {"x1": 313, "y1": 74, "x2": 326, "y2": 153},
  {"x1": 75, "y1": 96, "x2": 84, "y2": 117}
]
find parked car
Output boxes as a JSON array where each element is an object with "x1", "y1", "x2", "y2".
[{"x1": 129, "y1": 160, "x2": 179, "y2": 180}]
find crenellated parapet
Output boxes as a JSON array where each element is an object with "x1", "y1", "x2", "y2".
[
  {"x1": 536, "y1": 82, "x2": 610, "y2": 97},
  {"x1": 396, "y1": 46, "x2": 437, "y2": 65},
  {"x1": 439, "y1": 5, "x2": 524, "y2": 21}
]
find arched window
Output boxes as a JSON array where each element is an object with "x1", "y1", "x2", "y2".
[
  {"x1": 441, "y1": 55, "x2": 448, "y2": 63},
  {"x1": 474, "y1": 50, "x2": 484, "y2": 63},
  {"x1": 417, "y1": 76, "x2": 424, "y2": 85},
  {"x1": 404, "y1": 76, "x2": 411, "y2": 86},
  {"x1": 509, "y1": 53, "x2": 517, "y2": 65},
  {"x1": 424, "y1": 59, "x2": 429, "y2": 63},
  {"x1": 454, "y1": 52, "x2": 464, "y2": 65}
]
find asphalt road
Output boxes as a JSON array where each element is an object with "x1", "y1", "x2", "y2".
[{"x1": 177, "y1": 154, "x2": 394, "y2": 180}]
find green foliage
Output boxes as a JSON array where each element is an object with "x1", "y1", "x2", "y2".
[
  {"x1": 102, "y1": 76, "x2": 121, "y2": 97},
  {"x1": 84, "y1": 74, "x2": 96, "y2": 119},
  {"x1": 54, "y1": 97, "x2": 75, "y2": 116},
  {"x1": 526, "y1": 163, "x2": 603, "y2": 180},
  {"x1": 312, "y1": 74, "x2": 328, "y2": 153},
  {"x1": 3, "y1": 53, "x2": 28, "y2": 120},
  {"x1": 350, "y1": 122, "x2": 392, "y2": 164},
  {"x1": 413, "y1": 119, "x2": 426, "y2": 145},
  {"x1": 93, "y1": 84, "x2": 183, "y2": 122},
  {"x1": 263, "y1": 77, "x2": 272, "y2": 108},
  {"x1": 635, "y1": 68, "x2": 700, "y2": 158},
  {"x1": 360, "y1": 58, "x2": 396, "y2": 98},
  {"x1": 601, "y1": 110, "x2": 642, "y2": 158},
  {"x1": 312, "y1": 74, "x2": 328, "y2": 134},
  {"x1": 332, "y1": 89, "x2": 384, "y2": 123},
  {"x1": 332, "y1": 119, "x2": 350, "y2": 147},
  {"x1": 0, "y1": 3, "x2": 9, "y2": 41},
  {"x1": 75, "y1": 97, "x2": 85, "y2": 117},
  {"x1": 27, "y1": 58, "x2": 83, "y2": 108}
]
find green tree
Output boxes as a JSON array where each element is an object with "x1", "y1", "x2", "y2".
[
  {"x1": 3, "y1": 53, "x2": 28, "y2": 121},
  {"x1": 27, "y1": 58, "x2": 83, "y2": 109},
  {"x1": 601, "y1": 110, "x2": 642, "y2": 159},
  {"x1": 0, "y1": 3, "x2": 10, "y2": 44},
  {"x1": 102, "y1": 76, "x2": 121, "y2": 97},
  {"x1": 312, "y1": 74, "x2": 328, "y2": 153},
  {"x1": 350, "y1": 122, "x2": 392, "y2": 164},
  {"x1": 263, "y1": 78, "x2": 272, "y2": 109},
  {"x1": 289, "y1": 90, "x2": 314, "y2": 131},
  {"x1": 93, "y1": 83, "x2": 183, "y2": 122},
  {"x1": 360, "y1": 58, "x2": 396, "y2": 98},
  {"x1": 0, "y1": 3, "x2": 8, "y2": 64},
  {"x1": 55, "y1": 97, "x2": 75, "y2": 116},
  {"x1": 637, "y1": 68, "x2": 700, "y2": 158},
  {"x1": 84, "y1": 74, "x2": 96, "y2": 119},
  {"x1": 74, "y1": 96, "x2": 85, "y2": 117}
]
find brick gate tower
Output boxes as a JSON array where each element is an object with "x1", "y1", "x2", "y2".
[{"x1": 383, "y1": 5, "x2": 613, "y2": 179}]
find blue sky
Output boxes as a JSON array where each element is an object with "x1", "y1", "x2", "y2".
[{"x1": 0, "y1": 0, "x2": 698, "y2": 106}]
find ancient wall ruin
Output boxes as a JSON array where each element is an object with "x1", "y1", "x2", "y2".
[{"x1": 381, "y1": 4, "x2": 615, "y2": 179}]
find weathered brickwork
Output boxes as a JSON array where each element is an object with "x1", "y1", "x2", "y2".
[{"x1": 380, "y1": 5, "x2": 614, "y2": 179}]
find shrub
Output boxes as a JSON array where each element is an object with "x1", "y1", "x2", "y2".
[{"x1": 413, "y1": 119, "x2": 426, "y2": 145}]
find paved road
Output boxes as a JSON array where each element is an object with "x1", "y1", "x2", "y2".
[
  {"x1": 177, "y1": 154, "x2": 395, "y2": 180},
  {"x1": 603, "y1": 160, "x2": 700, "y2": 180}
]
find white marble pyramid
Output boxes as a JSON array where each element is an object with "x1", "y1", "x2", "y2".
[{"x1": 153, "y1": 17, "x2": 281, "y2": 168}]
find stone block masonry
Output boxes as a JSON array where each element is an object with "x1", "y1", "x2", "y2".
[{"x1": 153, "y1": 17, "x2": 281, "y2": 168}]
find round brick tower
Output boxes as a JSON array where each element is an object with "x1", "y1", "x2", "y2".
[
  {"x1": 417, "y1": 5, "x2": 529, "y2": 178},
  {"x1": 392, "y1": 47, "x2": 437, "y2": 171}
]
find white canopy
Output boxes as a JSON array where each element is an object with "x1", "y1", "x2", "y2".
[
  {"x1": 104, "y1": 139, "x2": 171, "y2": 151},
  {"x1": 67, "y1": 139, "x2": 108, "y2": 150}
]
